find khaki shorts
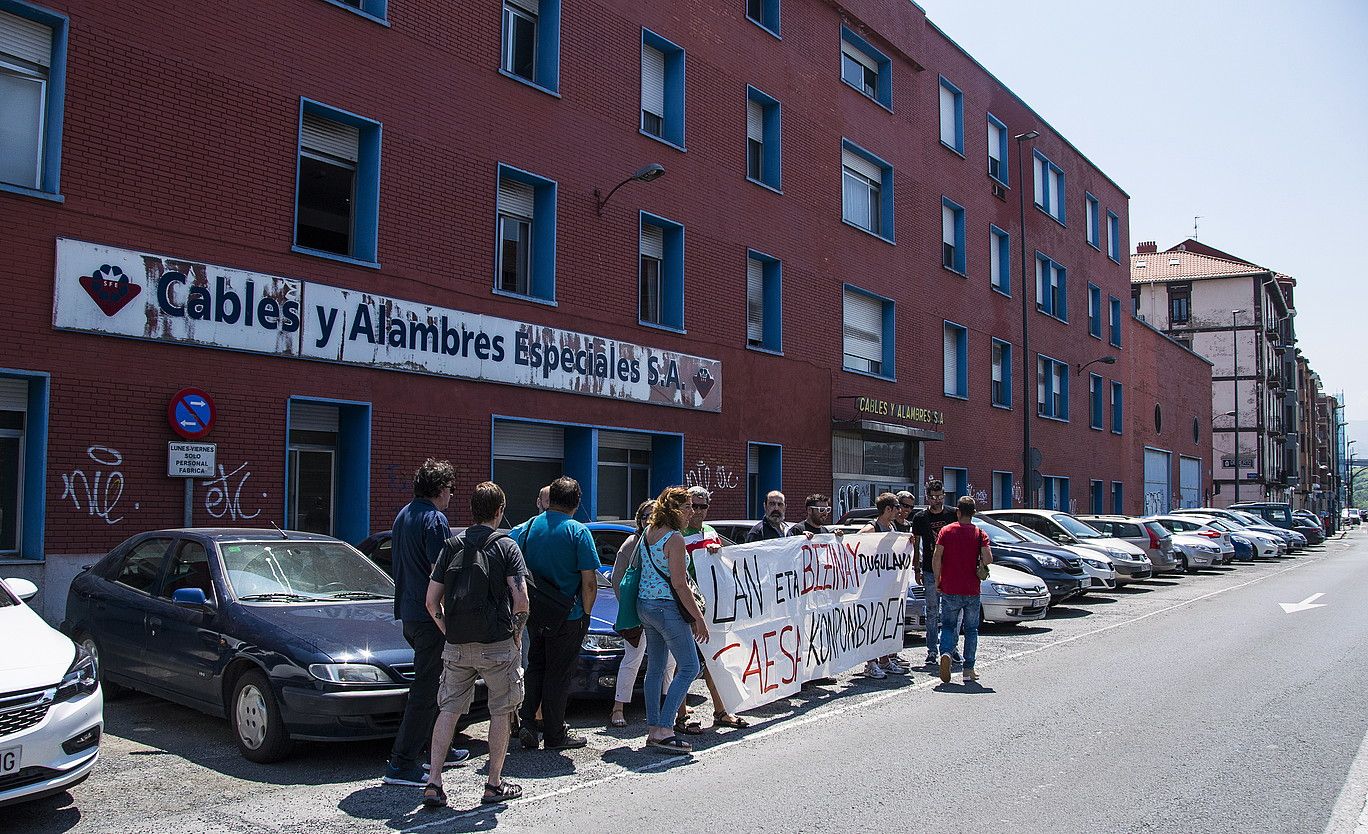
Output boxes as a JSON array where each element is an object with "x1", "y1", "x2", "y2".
[{"x1": 437, "y1": 637, "x2": 524, "y2": 717}]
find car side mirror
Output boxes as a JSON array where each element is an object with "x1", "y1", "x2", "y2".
[
  {"x1": 1053, "y1": 533, "x2": 1071, "y2": 543},
  {"x1": 3, "y1": 578, "x2": 38, "y2": 602},
  {"x1": 171, "y1": 587, "x2": 209, "y2": 607}
]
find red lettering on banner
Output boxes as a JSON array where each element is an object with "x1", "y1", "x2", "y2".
[
  {"x1": 760, "y1": 630, "x2": 779, "y2": 693},
  {"x1": 778, "y1": 625, "x2": 799, "y2": 684},
  {"x1": 711, "y1": 642, "x2": 742, "y2": 661},
  {"x1": 741, "y1": 641, "x2": 763, "y2": 690}
]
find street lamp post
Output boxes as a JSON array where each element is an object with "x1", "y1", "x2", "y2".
[
  {"x1": 1015, "y1": 130, "x2": 1039, "y2": 508},
  {"x1": 1231, "y1": 310, "x2": 1241, "y2": 503}
]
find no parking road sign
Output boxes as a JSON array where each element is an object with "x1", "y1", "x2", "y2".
[{"x1": 168, "y1": 387, "x2": 216, "y2": 440}]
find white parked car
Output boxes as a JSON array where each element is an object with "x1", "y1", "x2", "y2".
[
  {"x1": 1152, "y1": 515, "x2": 1236, "y2": 564},
  {"x1": 981, "y1": 564, "x2": 1051, "y2": 624},
  {"x1": 0, "y1": 577, "x2": 103, "y2": 808},
  {"x1": 998, "y1": 520, "x2": 1117, "y2": 592}
]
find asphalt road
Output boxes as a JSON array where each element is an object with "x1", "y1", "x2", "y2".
[{"x1": 10, "y1": 531, "x2": 1368, "y2": 834}]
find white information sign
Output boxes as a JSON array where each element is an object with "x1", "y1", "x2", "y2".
[
  {"x1": 168, "y1": 442, "x2": 216, "y2": 478},
  {"x1": 692, "y1": 532, "x2": 914, "y2": 713}
]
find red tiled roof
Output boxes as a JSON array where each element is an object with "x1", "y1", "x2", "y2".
[{"x1": 1130, "y1": 249, "x2": 1270, "y2": 283}]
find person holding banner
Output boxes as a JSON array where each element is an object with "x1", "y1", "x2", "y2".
[
  {"x1": 637, "y1": 487, "x2": 709, "y2": 753},
  {"x1": 683, "y1": 487, "x2": 751, "y2": 729},
  {"x1": 788, "y1": 494, "x2": 839, "y2": 538},
  {"x1": 858, "y1": 493, "x2": 912, "y2": 679},
  {"x1": 745, "y1": 491, "x2": 790, "y2": 541},
  {"x1": 608, "y1": 500, "x2": 680, "y2": 729},
  {"x1": 932, "y1": 496, "x2": 993, "y2": 684}
]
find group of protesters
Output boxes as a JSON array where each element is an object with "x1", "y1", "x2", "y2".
[{"x1": 381, "y1": 459, "x2": 990, "y2": 808}]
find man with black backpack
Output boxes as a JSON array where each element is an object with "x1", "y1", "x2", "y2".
[{"x1": 422, "y1": 481, "x2": 530, "y2": 807}]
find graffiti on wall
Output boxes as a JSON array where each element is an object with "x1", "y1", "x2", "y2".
[
  {"x1": 684, "y1": 459, "x2": 740, "y2": 492},
  {"x1": 60, "y1": 445, "x2": 136, "y2": 525},
  {"x1": 203, "y1": 462, "x2": 263, "y2": 521}
]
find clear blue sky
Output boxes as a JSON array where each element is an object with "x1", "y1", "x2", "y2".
[{"x1": 915, "y1": 0, "x2": 1368, "y2": 446}]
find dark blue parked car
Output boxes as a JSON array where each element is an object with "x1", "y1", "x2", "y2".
[{"x1": 63, "y1": 529, "x2": 412, "y2": 763}]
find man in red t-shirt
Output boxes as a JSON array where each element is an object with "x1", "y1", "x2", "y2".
[{"x1": 932, "y1": 496, "x2": 993, "y2": 684}]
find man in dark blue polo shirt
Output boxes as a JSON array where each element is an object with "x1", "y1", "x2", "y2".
[{"x1": 384, "y1": 459, "x2": 467, "y2": 786}]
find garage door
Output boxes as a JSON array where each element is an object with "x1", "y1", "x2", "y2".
[
  {"x1": 1143, "y1": 447, "x2": 1171, "y2": 515},
  {"x1": 1178, "y1": 456, "x2": 1201, "y2": 508}
]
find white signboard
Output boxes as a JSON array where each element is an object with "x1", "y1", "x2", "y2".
[
  {"x1": 168, "y1": 442, "x2": 216, "y2": 478},
  {"x1": 53, "y1": 239, "x2": 722, "y2": 412},
  {"x1": 692, "y1": 532, "x2": 914, "y2": 713}
]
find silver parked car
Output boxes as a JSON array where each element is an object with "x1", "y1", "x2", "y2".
[
  {"x1": 981, "y1": 509, "x2": 1153, "y2": 584},
  {"x1": 1151, "y1": 515, "x2": 1235, "y2": 564},
  {"x1": 998, "y1": 520, "x2": 1117, "y2": 591},
  {"x1": 1078, "y1": 515, "x2": 1180, "y2": 574}
]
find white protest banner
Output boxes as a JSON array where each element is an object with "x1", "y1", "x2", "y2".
[{"x1": 692, "y1": 532, "x2": 914, "y2": 714}]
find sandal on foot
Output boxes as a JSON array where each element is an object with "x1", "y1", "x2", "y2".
[
  {"x1": 713, "y1": 712, "x2": 750, "y2": 729},
  {"x1": 609, "y1": 712, "x2": 627, "y2": 728},
  {"x1": 481, "y1": 781, "x2": 523, "y2": 804},
  {"x1": 647, "y1": 735, "x2": 693, "y2": 753},
  {"x1": 422, "y1": 783, "x2": 447, "y2": 809},
  {"x1": 673, "y1": 719, "x2": 704, "y2": 735}
]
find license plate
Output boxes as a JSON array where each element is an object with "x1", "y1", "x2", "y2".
[{"x1": 0, "y1": 746, "x2": 20, "y2": 776}]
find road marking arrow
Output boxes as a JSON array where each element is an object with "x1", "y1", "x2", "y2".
[{"x1": 1279, "y1": 593, "x2": 1326, "y2": 614}]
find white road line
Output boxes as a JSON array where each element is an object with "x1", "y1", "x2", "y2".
[
  {"x1": 402, "y1": 555, "x2": 1325, "y2": 832},
  {"x1": 1324, "y1": 724, "x2": 1368, "y2": 834}
]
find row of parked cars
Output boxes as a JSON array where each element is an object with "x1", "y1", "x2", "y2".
[{"x1": 0, "y1": 501, "x2": 1328, "y2": 804}]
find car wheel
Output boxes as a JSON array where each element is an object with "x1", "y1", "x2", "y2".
[
  {"x1": 1180, "y1": 556, "x2": 1195, "y2": 575},
  {"x1": 75, "y1": 632, "x2": 126, "y2": 699},
  {"x1": 231, "y1": 669, "x2": 293, "y2": 763}
]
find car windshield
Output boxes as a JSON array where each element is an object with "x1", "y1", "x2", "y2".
[
  {"x1": 1002, "y1": 521, "x2": 1055, "y2": 546},
  {"x1": 1229, "y1": 511, "x2": 1264, "y2": 526},
  {"x1": 1053, "y1": 514, "x2": 1104, "y2": 538},
  {"x1": 972, "y1": 517, "x2": 1023, "y2": 544},
  {"x1": 221, "y1": 540, "x2": 395, "y2": 601},
  {"x1": 1206, "y1": 519, "x2": 1236, "y2": 532}
]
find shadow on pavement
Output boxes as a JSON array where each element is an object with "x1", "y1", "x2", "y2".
[
  {"x1": 2, "y1": 789, "x2": 84, "y2": 833},
  {"x1": 337, "y1": 783, "x2": 504, "y2": 831},
  {"x1": 1044, "y1": 606, "x2": 1092, "y2": 619},
  {"x1": 932, "y1": 681, "x2": 997, "y2": 694},
  {"x1": 1069, "y1": 594, "x2": 1118, "y2": 605},
  {"x1": 1108, "y1": 584, "x2": 1155, "y2": 594},
  {"x1": 979, "y1": 623, "x2": 1052, "y2": 636},
  {"x1": 1140, "y1": 579, "x2": 1182, "y2": 587}
]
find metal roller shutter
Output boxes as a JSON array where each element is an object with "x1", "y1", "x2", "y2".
[
  {"x1": 493, "y1": 421, "x2": 563, "y2": 460},
  {"x1": 498, "y1": 178, "x2": 535, "y2": 218},
  {"x1": 291, "y1": 402, "x2": 339, "y2": 433},
  {"x1": 598, "y1": 430, "x2": 652, "y2": 451},
  {"x1": 640, "y1": 224, "x2": 664, "y2": 260},
  {"x1": 1179, "y1": 456, "x2": 1201, "y2": 508},
  {"x1": 301, "y1": 114, "x2": 359, "y2": 164},
  {"x1": 746, "y1": 257, "x2": 764, "y2": 343},
  {"x1": 0, "y1": 9, "x2": 51, "y2": 67},
  {"x1": 641, "y1": 45, "x2": 665, "y2": 118},
  {"x1": 841, "y1": 148, "x2": 881, "y2": 182},
  {"x1": 1143, "y1": 447, "x2": 1171, "y2": 515},
  {"x1": 0, "y1": 378, "x2": 27, "y2": 412},
  {"x1": 843, "y1": 289, "x2": 882, "y2": 365}
]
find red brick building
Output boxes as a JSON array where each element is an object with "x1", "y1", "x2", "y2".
[{"x1": 0, "y1": 0, "x2": 1205, "y2": 614}]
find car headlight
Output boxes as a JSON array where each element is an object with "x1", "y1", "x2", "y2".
[
  {"x1": 1033, "y1": 554, "x2": 1064, "y2": 569},
  {"x1": 990, "y1": 582, "x2": 1031, "y2": 596},
  {"x1": 55, "y1": 645, "x2": 99, "y2": 702},
  {"x1": 308, "y1": 663, "x2": 389, "y2": 684},
  {"x1": 582, "y1": 634, "x2": 625, "y2": 653},
  {"x1": 1082, "y1": 558, "x2": 1107, "y2": 569}
]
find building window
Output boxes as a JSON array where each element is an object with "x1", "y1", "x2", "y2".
[
  {"x1": 326, "y1": 0, "x2": 387, "y2": 22},
  {"x1": 843, "y1": 286, "x2": 894, "y2": 378},
  {"x1": 943, "y1": 321, "x2": 968, "y2": 399},
  {"x1": 1041, "y1": 475, "x2": 1070, "y2": 512},
  {"x1": 1107, "y1": 211, "x2": 1121, "y2": 261},
  {"x1": 499, "y1": 0, "x2": 560, "y2": 92},
  {"x1": 639, "y1": 213, "x2": 684, "y2": 331},
  {"x1": 990, "y1": 225, "x2": 1011, "y2": 295},
  {"x1": 938, "y1": 76, "x2": 964, "y2": 154},
  {"x1": 1035, "y1": 252, "x2": 1067, "y2": 321},
  {"x1": 286, "y1": 398, "x2": 370, "y2": 544},
  {"x1": 294, "y1": 101, "x2": 381, "y2": 265},
  {"x1": 991, "y1": 338, "x2": 1012, "y2": 408},
  {"x1": 746, "y1": 442, "x2": 783, "y2": 517},
  {"x1": 1037, "y1": 355, "x2": 1069, "y2": 421},
  {"x1": 1033, "y1": 151, "x2": 1065, "y2": 224},
  {"x1": 1090, "y1": 480, "x2": 1105, "y2": 514},
  {"x1": 1131, "y1": 286, "x2": 1141, "y2": 317},
  {"x1": 1110, "y1": 381, "x2": 1124, "y2": 434},
  {"x1": 746, "y1": 0, "x2": 779, "y2": 36},
  {"x1": 992, "y1": 471, "x2": 1013, "y2": 509},
  {"x1": 746, "y1": 250, "x2": 782, "y2": 352},
  {"x1": 746, "y1": 86, "x2": 781, "y2": 190},
  {"x1": 1111, "y1": 481, "x2": 1124, "y2": 514},
  {"x1": 1085, "y1": 193, "x2": 1100, "y2": 248},
  {"x1": 1109, "y1": 296, "x2": 1122, "y2": 347},
  {"x1": 641, "y1": 29, "x2": 685, "y2": 148},
  {"x1": 841, "y1": 140, "x2": 893, "y2": 241},
  {"x1": 495, "y1": 166, "x2": 557, "y2": 302},
  {"x1": 839, "y1": 27, "x2": 891, "y2": 108},
  {"x1": 1168, "y1": 283, "x2": 1191, "y2": 324},
  {"x1": 0, "y1": 4, "x2": 65, "y2": 198},
  {"x1": 987, "y1": 114, "x2": 1008, "y2": 184},
  {"x1": 941, "y1": 198, "x2": 966, "y2": 273},
  {"x1": 1088, "y1": 283, "x2": 1102, "y2": 338},
  {"x1": 1089, "y1": 373, "x2": 1104, "y2": 430},
  {"x1": 0, "y1": 374, "x2": 46, "y2": 558},
  {"x1": 942, "y1": 467, "x2": 969, "y2": 503}
]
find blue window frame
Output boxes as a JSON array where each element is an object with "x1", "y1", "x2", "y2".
[
  {"x1": 1090, "y1": 480, "x2": 1105, "y2": 514},
  {"x1": 941, "y1": 197, "x2": 966, "y2": 274},
  {"x1": 943, "y1": 321, "x2": 968, "y2": 399},
  {"x1": 494, "y1": 164, "x2": 557, "y2": 304},
  {"x1": 991, "y1": 338, "x2": 1012, "y2": 408},
  {"x1": 746, "y1": 249, "x2": 782, "y2": 353},
  {"x1": 284, "y1": 397, "x2": 371, "y2": 544},
  {"x1": 842, "y1": 284, "x2": 895, "y2": 379},
  {"x1": 746, "y1": 442, "x2": 783, "y2": 517},
  {"x1": 938, "y1": 76, "x2": 964, "y2": 154},
  {"x1": 639, "y1": 212, "x2": 684, "y2": 332},
  {"x1": 1037, "y1": 354, "x2": 1069, "y2": 421},
  {"x1": 1109, "y1": 296, "x2": 1122, "y2": 347},
  {"x1": 293, "y1": 99, "x2": 382, "y2": 267},
  {"x1": 1085, "y1": 192, "x2": 1100, "y2": 248},
  {"x1": 1111, "y1": 481, "x2": 1124, "y2": 514},
  {"x1": 1033, "y1": 150, "x2": 1066, "y2": 224},
  {"x1": 987, "y1": 113, "x2": 1008, "y2": 185},
  {"x1": 943, "y1": 467, "x2": 969, "y2": 503},
  {"x1": 746, "y1": 0, "x2": 780, "y2": 37},
  {"x1": 320, "y1": 0, "x2": 387, "y2": 24},
  {"x1": 1107, "y1": 210, "x2": 1121, "y2": 261},
  {"x1": 1042, "y1": 475, "x2": 1070, "y2": 512},
  {"x1": 1089, "y1": 373, "x2": 1104, "y2": 430},
  {"x1": 746, "y1": 86, "x2": 782, "y2": 191},
  {"x1": 641, "y1": 29, "x2": 685, "y2": 150},
  {"x1": 1035, "y1": 252, "x2": 1067, "y2": 321},
  {"x1": 0, "y1": 369, "x2": 48, "y2": 558},
  {"x1": 1110, "y1": 381, "x2": 1124, "y2": 434},
  {"x1": 500, "y1": 0, "x2": 561, "y2": 94},
  {"x1": 992, "y1": 471, "x2": 1014, "y2": 509},
  {"x1": 1088, "y1": 283, "x2": 1102, "y2": 338},
  {"x1": 841, "y1": 139, "x2": 894, "y2": 242},
  {"x1": 0, "y1": 1, "x2": 68, "y2": 201},
  {"x1": 990, "y1": 225, "x2": 1011, "y2": 295},
  {"x1": 839, "y1": 26, "x2": 891, "y2": 109}
]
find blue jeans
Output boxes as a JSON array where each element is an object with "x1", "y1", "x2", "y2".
[
  {"x1": 938, "y1": 594, "x2": 980, "y2": 669},
  {"x1": 923, "y1": 574, "x2": 962, "y2": 659},
  {"x1": 638, "y1": 598, "x2": 701, "y2": 730}
]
